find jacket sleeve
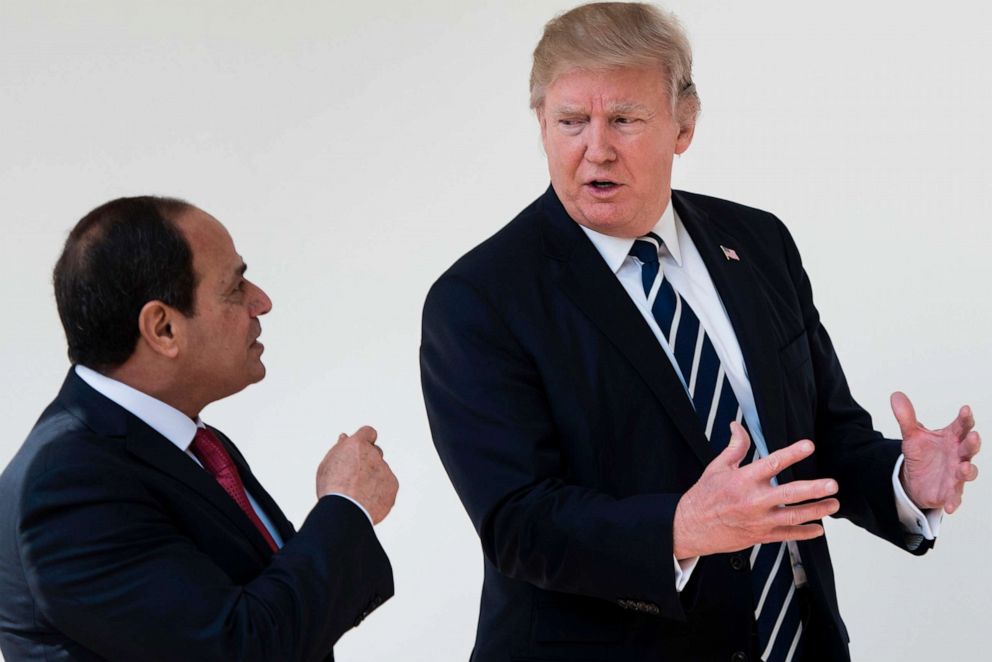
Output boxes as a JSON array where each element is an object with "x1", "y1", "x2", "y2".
[
  {"x1": 776, "y1": 218, "x2": 933, "y2": 555},
  {"x1": 18, "y1": 457, "x2": 394, "y2": 662},
  {"x1": 421, "y1": 273, "x2": 686, "y2": 621}
]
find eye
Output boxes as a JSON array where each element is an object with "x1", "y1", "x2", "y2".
[{"x1": 615, "y1": 116, "x2": 639, "y2": 125}]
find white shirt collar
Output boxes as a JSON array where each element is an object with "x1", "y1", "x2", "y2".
[
  {"x1": 578, "y1": 200, "x2": 683, "y2": 273},
  {"x1": 74, "y1": 364, "x2": 203, "y2": 452}
]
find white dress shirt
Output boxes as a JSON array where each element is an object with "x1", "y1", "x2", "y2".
[{"x1": 578, "y1": 201, "x2": 940, "y2": 591}]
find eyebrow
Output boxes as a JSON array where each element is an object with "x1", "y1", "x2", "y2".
[
  {"x1": 609, "y1": 101, "x2": 652, "y2": 115},
  {"x1": 553, "y1": 104, "x2": 588, "y2": 116},
  {"x1": 223, "y1": 262, "x2": 247, "y2": 290},
  {"x1": 552, "y1": 102, "x2": 653, "y2": 116}
]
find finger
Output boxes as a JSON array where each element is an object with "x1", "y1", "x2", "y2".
[
  {"x1": 945, "y1": 482, "x2": 966, "y2": 515},
  {"x1": 748, "y1": 440, "x2": 815, "y2": 482},
  {"x1": 956, "y1": 461, "x2": 978, "y2": 482},
  {"x1": 763, "y1": 478, "x2": 838, "y2": 508},
  {"x1": 337, "y1": 433, "x2": 347, "y2": 442},
  {"x1": 949, "y1": 405, "x2": 975, "y2": 438},
  {"x1": 945, "y1": 489, "x2": 963, "y2": 514},
  {"x1": 351, "y1": 425, "x2": 379, "y2": 445},
  {"x1": 890, "y1": 391, "x2": 920, "y2": 439},
  {"x1": 772, "y1": 498, "x2": 840, "y2": 528},
  {"x1": 713, "y1": 421, "x2": 751, "y2": 470},
  {"x1": 765, "y1": 523, "x2": 826, "y2": 543},
  {"x1": 953, "y1": 483, "x2": 964, "y2": 510},
  {"x1": 959, "y1": 431, "x2": 981, "y2": 461}
]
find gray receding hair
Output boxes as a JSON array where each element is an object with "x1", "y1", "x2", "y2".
[{"x1": 530, "y1": 2, "x2": 701, "y2": 125}]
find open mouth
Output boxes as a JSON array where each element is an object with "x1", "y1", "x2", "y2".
[{"x1": 586, "y1": 180, "x2": 621, "y2": 194}]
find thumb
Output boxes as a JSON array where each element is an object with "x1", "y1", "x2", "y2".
[
  {"x1": 717, "y1": 421, "x2": 751, "y2": 469},
  {"x1": 890, "y1": 391, "x2": 919, "y2": 439}
]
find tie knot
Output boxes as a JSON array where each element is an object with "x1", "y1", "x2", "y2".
[
  {"x1": 629, "y1": 235, "x2": 661, "y2": 265},
  {"x1": 190, "y1": 427, "x2": 234, "y2": 477}
]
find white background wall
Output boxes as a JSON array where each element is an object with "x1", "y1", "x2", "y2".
[{"x1": 1, "y1": 1, "x2": 989, "y2": 660}]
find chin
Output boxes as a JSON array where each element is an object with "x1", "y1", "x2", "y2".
[
  {"x1": 579, "y1": 212, "x2": 636, "y2": 236},
  {"x1": 582, "y1": 203, "x2": 660, "y2": 236}
]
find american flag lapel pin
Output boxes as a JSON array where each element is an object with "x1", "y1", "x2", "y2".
[{"x1": 720, "y1": 245, "x2": 740, "y2": 261}]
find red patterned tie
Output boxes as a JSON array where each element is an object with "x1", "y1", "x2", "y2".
[{"x1": 190, "y1": 427, "x2": 279, "y2": 552}]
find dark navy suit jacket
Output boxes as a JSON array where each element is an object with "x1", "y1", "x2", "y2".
[
  {"x1": 0, "y1": 370, "x2": 393, "y2": 661},
  {"x1": 421, "y1": 187, "x2": 931, "y2": 662}
]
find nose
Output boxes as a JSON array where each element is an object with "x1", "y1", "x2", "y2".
[
  {"x1": 583, "y1": 118, "x2": 616, "y2": 164},
  {"x1": 247, "y1": 281, "x2": 272, "y2": 316}
]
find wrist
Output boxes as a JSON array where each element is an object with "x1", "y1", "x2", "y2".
[{"x1": 672, "y1": 500, "x2": 697, "y2": 560}]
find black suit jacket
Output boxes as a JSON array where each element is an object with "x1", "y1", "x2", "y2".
[
  {"x1": 420, "y1": 187, "x2": 931, "y2": 662},
  {"x1": 0, "y1": 369, "x2": 393, "y2": 661}
]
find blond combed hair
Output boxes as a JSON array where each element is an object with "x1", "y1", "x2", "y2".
[{"x1": 530, "y1": 2, "x2": 700, "y2": 125}]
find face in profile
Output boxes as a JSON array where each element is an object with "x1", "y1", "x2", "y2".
[
  {"x1": 538, "y1": 66, "x2": 695, "y2": 238},
  {"x1": 173, "y1": 208, "x2": 273, "y2": 403}
]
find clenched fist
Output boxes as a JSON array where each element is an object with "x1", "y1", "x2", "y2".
[{"x1": 316, "y1": 426, "x2": 399, "y2": 525}]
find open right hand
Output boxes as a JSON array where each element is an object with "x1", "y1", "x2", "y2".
[
  {"x1": 316, "y1": 426, "x2": 399, "y2": 525},
  {"x1": 672, "y1": 422, "x2": 839, "y2": 559}
]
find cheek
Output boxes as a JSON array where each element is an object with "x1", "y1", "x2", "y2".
[
  {"x1": 210, "y1": 313, "x2": 248, "y2": 349},
  {"x1": 632, "y1": 141, "x2": 674, "y2": 181},
  {"x1": 547, "y1": 135, "x2": 578, "y2": 166}
]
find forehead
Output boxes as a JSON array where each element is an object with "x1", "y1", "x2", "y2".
[
  {"x1": 175, "y1": 208, "x2": 241, "y2": 279},
  {"x1": 544, "y1": 66, "x2": 668, "y2": 110}
]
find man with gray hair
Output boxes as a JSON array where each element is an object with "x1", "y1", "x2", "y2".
[{"x1": 421, "y1": 3, "x2": 980, "y2": 661}]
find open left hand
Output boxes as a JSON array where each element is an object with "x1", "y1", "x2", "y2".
[{"x1": 892, "y1": 391, "x2": 981, "y2": 514}]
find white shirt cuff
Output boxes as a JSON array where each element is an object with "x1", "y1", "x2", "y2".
[
  {"x1": 325, "y1": 492, "x2": 374, "y2": 526},
  {"x1": 673, "y1": 554, "x2": 699, "y2": 592},
  {"x1": 892, "y1": 454, "x2": 942, "y2": 540}
]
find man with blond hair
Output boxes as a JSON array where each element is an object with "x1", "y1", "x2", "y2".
[{"x1": 421, "y1": 3, "x2": 980, "y2": 661}]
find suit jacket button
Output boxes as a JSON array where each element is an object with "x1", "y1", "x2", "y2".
[
  {"x1": 729, "y1": 554, "x2": 746, "y2": 571},
  {"x1": 731, "y1": 652, "x2": 748, "y2": 662}
]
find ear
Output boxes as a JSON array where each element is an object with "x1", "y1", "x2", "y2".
[
  {"x1": 674, "y1": 118, "x2": 695, "y2": 155},
  {"x1": 137, "y1": 301, "x2": 180, "y2": 359}
]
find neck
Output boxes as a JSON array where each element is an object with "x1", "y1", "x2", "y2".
[{"x1": 104, "y1": 362, "x2": 203, "y2": 420}]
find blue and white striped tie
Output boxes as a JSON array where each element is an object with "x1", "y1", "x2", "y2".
[{"x1": 629, "y1": 234, "x2": 804, "y2": 662}]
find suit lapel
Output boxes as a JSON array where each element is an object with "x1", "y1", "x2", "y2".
[
  {"x1": 541, "y1": 190, "x2": 714, "y2": 466},
  {"x1": 57, "y1": 370, "x2": 277, "y2": 558},
  {"x1": 241, "y1": 474, "x2": 295, "y2": 543},
  {"x1": 123, "y1": 421, "x2": 278, "y2": 559},
  {"x1": 60, "y1": 368, "x2": 292, "y2": 555},
  {"x1": 673, "y1": 193, "x2": 792, "y2": 477},
  {"x1": 213, "y1": 428, "x2": 297, "y2": 542}
]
